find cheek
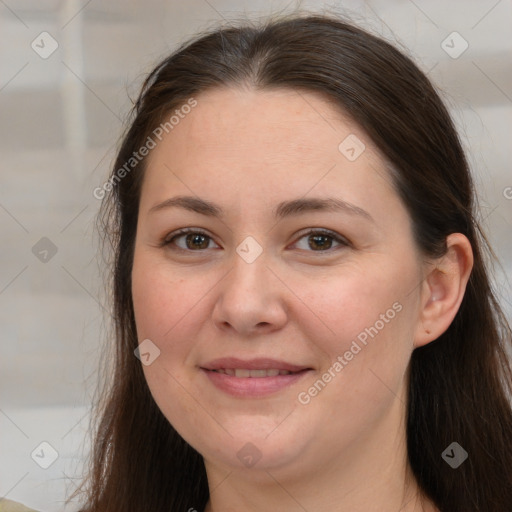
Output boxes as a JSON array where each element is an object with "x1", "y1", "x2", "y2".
[
  {"x1": 297, "y1": 267, "x2": 405, "y2": 348},
  {"x1": 300, "y1": 264, "x2": 417, "y2": 396},
  {"x1": 131, "y1": 259, "x2": 207, "y2": 432},
  {"x1": 132, "y1": 266, "x2": 171, "y2": 341},
  {"x1": 131, "y1": 255, "x2": 197, "y2": 341}
]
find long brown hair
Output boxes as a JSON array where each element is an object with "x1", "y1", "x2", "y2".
[{"x1": 71, "y1": 12, "x2": 512, "y2": 512}]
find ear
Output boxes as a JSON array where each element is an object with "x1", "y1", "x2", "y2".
[{"x1": 414, "y1": 233, "x2": 474, "y2": 348}]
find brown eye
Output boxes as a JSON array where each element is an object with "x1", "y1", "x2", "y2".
[
  {"x1": 293, "y1": 229, "x2": 349, "y2": 252},
  {"x1": 164, "y1": 229, "x2": 218, "y2": 251},
  {"x1": 183, "y1": 232, "x2": 211, "y2": 250},
  {"x1": 307, "y1": 233, "x2": 334, "y2": 251}
]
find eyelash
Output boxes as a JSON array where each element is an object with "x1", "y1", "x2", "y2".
[{"x1": 161, "y1": 227, "x2": 351, "y2": 254}]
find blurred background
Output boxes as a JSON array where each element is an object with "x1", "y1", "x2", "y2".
[{"x1": 1, "y1": 0, "x2": 511, "y2": 510}]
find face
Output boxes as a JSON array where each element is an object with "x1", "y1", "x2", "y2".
[{"x1": 131, "y1": 87, "x2": 427, "y2": 477}]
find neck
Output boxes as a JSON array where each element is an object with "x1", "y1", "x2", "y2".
[{"x1": 203, "y1": 459, "x2": 434, "y2": 512}]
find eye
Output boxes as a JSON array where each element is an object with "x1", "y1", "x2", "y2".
[
  {"x1": 161, "y1": 228, "x2": 350, "y2": 253},
  {"x1": 291, "y1": 228, "x2": 350, "y2": 253},
  {"x1": 163, "y1": 228, "x2": 218, "y2": 251}
]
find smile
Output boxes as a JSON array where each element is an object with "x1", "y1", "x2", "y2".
[
  {"x1": 201, "y1": 367, "x2": 311, "y2": 397},
  {"x1": 210, "y1": 368, "x2": 295, "y2": 377}
]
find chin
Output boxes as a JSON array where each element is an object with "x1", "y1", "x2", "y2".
[{"x1": 193, "y1": 418, "x2": 310, "y2": 472}]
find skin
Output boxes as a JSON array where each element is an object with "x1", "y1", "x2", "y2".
[{"x1": 131, "y1": 87, "x2": 473, "y2": 511}]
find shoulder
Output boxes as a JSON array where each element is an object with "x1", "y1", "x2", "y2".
[{"x1": 0, "y1": 499, "x2": 39, "y2": 512}]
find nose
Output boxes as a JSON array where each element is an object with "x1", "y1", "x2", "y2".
[{"x1": 211, "y1": 249, "x2": 288, "y2": 337}]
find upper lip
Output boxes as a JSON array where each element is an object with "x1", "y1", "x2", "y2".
[{"x1": 201, "y1": 357, "x2": 312, "y2": 372}]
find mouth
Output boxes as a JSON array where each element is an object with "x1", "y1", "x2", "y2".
[
  {"x1": 200, "y1": 357, "x2": 313, "y2": 397},
  {"x1": 208, "y1": 368, "x2": 302, "y2": 377}
]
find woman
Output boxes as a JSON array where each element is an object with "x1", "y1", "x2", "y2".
[{"x1": 54, "y1": 11, "x2": 511, "y2": 512}]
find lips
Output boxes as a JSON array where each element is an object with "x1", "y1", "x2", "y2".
[
  {"x1": 200, "y1": 357, "x2": 312, "y2": 397},
  {"x1": 211, "y1": 368, "x2": 293, "y2": 377},
  {"x1": 200, "y1": 357, "x2": 311, "y2": 374}
]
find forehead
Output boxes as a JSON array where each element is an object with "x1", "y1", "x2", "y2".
[
  {"x1": 139, "y1": 86, "x2": 399, "y2": 225},
  {"x1": 170, "y1": 86, "x2": 366, "y2": 157},
  {"x1": 144, "y1": 87, "x2": 386, "y2": 180}
]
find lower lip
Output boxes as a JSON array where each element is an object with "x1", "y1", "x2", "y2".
[{"x1": 200, "y1": 368, "x2": 311, "y2": 398}]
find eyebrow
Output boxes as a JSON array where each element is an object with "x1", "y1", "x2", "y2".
[{"x1": 148, "y1": 195, "x2": 374, "y2": 222}]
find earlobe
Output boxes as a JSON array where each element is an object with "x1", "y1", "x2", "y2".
[{"x1": 414, "y1": 233, "x2": 474, "y2": 348}]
